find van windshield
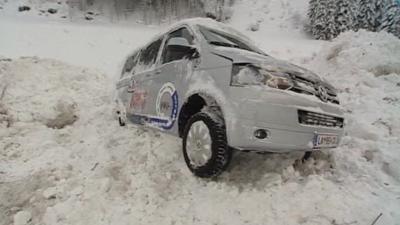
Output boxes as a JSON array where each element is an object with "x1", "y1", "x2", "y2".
[{"x1": 198, "y1": 25, "x2": 265, "y2": 55}]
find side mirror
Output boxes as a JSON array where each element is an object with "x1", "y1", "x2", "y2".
[
  {"x1": 166, "y1": 37, "x2": 199, "y2": 59},
  {"x1": 167, "y1": 37, "x2": 191, "y2": 47}
]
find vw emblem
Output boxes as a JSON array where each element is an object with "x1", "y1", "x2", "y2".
[{"x1": 317, "y1": 85, "x2": 329, "y2": 102}]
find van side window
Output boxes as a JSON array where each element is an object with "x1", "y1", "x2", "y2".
[
  {"x1": 162, "y1": 27, "x2": 194, "y2": 64},
  {"x1": 137, "y1": 37, "x2": 163, "y2": 71},
  {"x1": 121, "y1": 51, "x2": 139, "y2": 77}
]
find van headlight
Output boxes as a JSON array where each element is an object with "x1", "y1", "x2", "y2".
[{"x1": 231, "y1": 64, "x2": 294, "y2": 90}]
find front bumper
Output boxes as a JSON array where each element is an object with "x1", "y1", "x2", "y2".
[
  {"x1": 226, "y1": 87, "x2": 344, "y2": 152},
  {"x1": 228, "y1": 118, "x2": 343, "y2": 152}
]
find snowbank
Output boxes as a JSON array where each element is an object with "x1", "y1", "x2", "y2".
[
  {"x1": 0, "y1": 18, "x2": 158, "y2": 78},
  {"x1": 227, "y1": 0, "x2": 323, "y2": 64},
  {"x1": 315, "y1": 30, "x2": 400, "y2": 77},
  {"x1": 0, "y1": 1, "x2": 399, "y2": 225},
  {"x1": 1, "y1": 47, "x2": 400, "y2": 224},
  {"x1": 229, "y1": 0, "x2": 309, "y2": 37},
  {"x1": 0, "y1": 57, "x2": 108, "y2": 126},
  {"x1": 0, "y1": 0, "x2": 70, "y2": 21},
  {"x1": 306, "y1": 30, "x2": 400, "y2": 189}
]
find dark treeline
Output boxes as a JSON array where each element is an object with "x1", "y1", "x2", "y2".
[{"x1": 69, "y1": 0, "x2": 234, "y2": 23}]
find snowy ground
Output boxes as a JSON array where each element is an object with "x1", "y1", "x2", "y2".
[{"x1": 1, "y1": 0, "x2": 400, "y2": 225}]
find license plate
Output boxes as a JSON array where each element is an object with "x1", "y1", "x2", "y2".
[{"x1": 313, "y1": 134, "x2": 338, "y2": 148}]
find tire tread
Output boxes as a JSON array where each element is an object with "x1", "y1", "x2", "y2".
[{"x1": 182, "y1": 111, "x2": 232, "y2": 178}]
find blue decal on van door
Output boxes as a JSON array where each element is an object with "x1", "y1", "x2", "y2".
[{"x1": 129, "y1": 83, "x2": 178, "y2": 130}]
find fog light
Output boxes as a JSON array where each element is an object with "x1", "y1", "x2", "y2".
[{"x1": 254, "y1": 129, "x2": 268, "y2": 139}]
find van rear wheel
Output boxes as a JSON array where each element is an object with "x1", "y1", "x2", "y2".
[
  {"x1": 118, "y1": 116, "x2": 126, "y2": 126},
  {"x1": 182, "y1": 112, "x2": 232, "y2": 178}
]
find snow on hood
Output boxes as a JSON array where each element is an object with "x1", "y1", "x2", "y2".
[
  {"x1": 178, "y1": 18, "x2": 253, "y2": 43},
  {"x1": 211, "y1": 46, "x2": 329, "y2": 84}
]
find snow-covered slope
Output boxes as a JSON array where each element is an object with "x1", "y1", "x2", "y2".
[
  {"x1": 1, "y1": 1, "x2": 400, "y2": 225},
  {"x1": 0, "y1": 0, "x2": 70, "y2": 21},
  {"x1": 309, "y1": 30, "x2": 400, "y2": 183},
  {"x1": 0, "y1": 19, "x2": 158, "y2": 77}
]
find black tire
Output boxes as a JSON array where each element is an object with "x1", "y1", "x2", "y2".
[
  {"x1": 118, "y1": 116, "x2": 126, "y2": 126},
  {"x1": 182, "y1": 111, "x2": 232, "y2": 178}
]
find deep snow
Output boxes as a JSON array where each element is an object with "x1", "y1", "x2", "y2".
[{"x1": 1, "y1": 0, "x2": 400, "y2": 225}]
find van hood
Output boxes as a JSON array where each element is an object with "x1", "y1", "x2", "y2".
[{"x1": 212, "y1": 46, "x2": 326, "y2": 84}]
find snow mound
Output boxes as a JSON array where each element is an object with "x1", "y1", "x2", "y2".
[
  {"x1": 229, "y1": 0, "x2": 309, "y2": 37},
  {"x1": 0, "y1": 57, "x2": 108, "y2": 129},
  {"x1": 307, "y1": 30, "x2": 400, "y2": 185},
  {"x1": 0, "y1": 0, "x2": 69, "y2": 21},
  {"x1": 320, "y1": 30, "x2": 400, "y2": 76},
  {"x1": 1, "y1": 55, "x2": 399, "y2": 225}
]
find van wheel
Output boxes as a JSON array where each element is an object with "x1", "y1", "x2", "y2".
[
  {"x1": 182, "y1": 112, "x2": 232, "y2": 178},
  {"x1": 118, "y1": 117, "x2": 126, "y2": 126},
  {"x1": 117, "y1": 111, "x2": 126, "y2": 126}
]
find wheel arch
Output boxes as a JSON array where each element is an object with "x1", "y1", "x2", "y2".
[{"x1": 178, "y1": 92, "x2": 226, "y2": 137}]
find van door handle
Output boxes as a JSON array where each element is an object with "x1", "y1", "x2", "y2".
[
  {"x1": 155, "y1": 70, "x2": 161, "y2": 75},
  {"x1": 127, "y1": 87, "x2": 135, "y2": 93},
  {"x1": 127, "y1": 80, "x2": 136, "y2": 93}
]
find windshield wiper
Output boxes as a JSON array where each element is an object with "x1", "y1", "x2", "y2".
[
  {"x1": 209, "y1": 41, "x2": 239, "y2": 48},
  {"x1": 209, "y1": 41, "x2": 264, "y2": 55}
]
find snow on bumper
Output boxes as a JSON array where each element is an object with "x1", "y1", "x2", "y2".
[{"x1": 226, "y1": 88, "x2": 344, "y2": 152}]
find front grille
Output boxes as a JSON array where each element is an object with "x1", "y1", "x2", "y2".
[
  {"x1": 298, "y1": 110, "x2": 344, "y2": 128},
  {"x1": 289, "y1": 75, "x2": 339, "y2": 104}
]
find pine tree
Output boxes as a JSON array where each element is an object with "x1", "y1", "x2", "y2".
[
  {"x1": 334, "y1": 0, "x2": 356, "y2": 33},
  {"x1": 357, "y1": 0, "x2": 393, "y2": 31},
  {"x1": 358, "y1": 0, "x2": 374, "y2": 30},
  {"x1": 380, "y1": 0, "x2": 400, "y2": 37},
  {"x1": 390, "y1": 16, "x2": 400, "y2": 37},
  {"x1": 375, "y1": 0, "x2": 394, "y2": 28},
  {"x1": 308, "y1": 0, "x2": 400, "y2": 40},
  {"x1": 308, "y1": 0, "x2": 318, "y2": 28},
  {"x1": 349, "y1": 0, "x2": 361, "y2": 30},
  {"x1": 309, "y1": 0, "x2": 329, "y2": 40},
  {"x1": 325, "y1": 0, "x2": 338, "y2": 39}
]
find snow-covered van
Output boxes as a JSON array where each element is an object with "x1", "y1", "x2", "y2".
[{"x1": 115, "y1": 18, "x2": 344, "y2": 178}]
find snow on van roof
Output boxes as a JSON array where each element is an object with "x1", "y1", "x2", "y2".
[
  {"x1": 124, "y1": 17, "x2": 258, "y2": 64},
  {"x1": 168, "y1": 17, "x2": 252, "y2": 42},
  {"x1": 127, "y1": 17, "x2": 255, "y2": 57}
]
